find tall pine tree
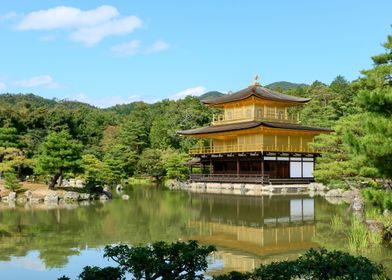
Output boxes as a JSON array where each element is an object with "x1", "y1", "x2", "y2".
[{"x1": 347, "y1": 28, "x2": 392, "y2": 182}]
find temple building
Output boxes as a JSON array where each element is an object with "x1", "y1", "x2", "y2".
[{"x1": 178, "y1": 76, "x2": 333, "y2": 184}]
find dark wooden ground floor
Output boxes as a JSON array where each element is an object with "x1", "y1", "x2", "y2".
[{"x1": 189, "y1": 152, "x2": 316, "y2": 184}]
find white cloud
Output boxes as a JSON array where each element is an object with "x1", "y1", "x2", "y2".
[
  {"x1": 146, "y1": 40, "x2": 170, "y2": 53},
  {"x1": 15, "y1": 6, "x2": 142, "y2": 46},
  {"x1": 171, "y1": 86, "x2": 207, "y2": 100},
  {"x1": 111, "y1": 39, "x2": 169, "y2": 56},
  {"x1": 70, "y1": 16, "x2": 142, "y2": 46},
  {"x1": 67, "y1": 93, "x2": 158, "y2": 108},
  {"x1": 14, "y1": 75, "x2": 61, "y2": 89},
  {"x1": 17, "y1": 6, "x2": 118, "y2": 30},
  {"x1": 111, "y1": 40, "x2": 141, "y2": 56},
  {"x1": 0, "y1": 82, "x2": 6, "y2": 90}
]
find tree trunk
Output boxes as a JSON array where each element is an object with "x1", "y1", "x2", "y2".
[
  {"x1": 49, "y1": 171, "x2": 62, "y2": 190},
  {"x1": 58, "y1": 174, "x2": 63, "y2": 187}
]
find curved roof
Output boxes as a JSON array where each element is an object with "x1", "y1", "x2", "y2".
[
  {"x1": 178, "y1": 121, "x2": 333, "y2": 135},
  {"x1": 202, "y1": 85, "x2": 310, "y2": 105}
]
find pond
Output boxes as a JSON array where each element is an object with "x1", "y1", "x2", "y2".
[{"x1": 0, "y1": 186, "x2": 391, "y2": 279}]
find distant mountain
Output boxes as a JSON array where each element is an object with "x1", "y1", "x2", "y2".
[
  {"x1": 265, "y1": 81, "x2": 308, "y2": 91},
  {"x1": 198, "y1": 91, "x2": 225, "y2": 100},
  {"x1": 0, "y1": 93, "x2": 96, "y2": 109}
]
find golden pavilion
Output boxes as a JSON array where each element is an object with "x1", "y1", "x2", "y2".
[{"x1": 178, "y1": 76, "x2": 333, "y2": 184}]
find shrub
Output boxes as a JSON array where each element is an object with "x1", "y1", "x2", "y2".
[
  {"x1": 83, "y1": 180, "x2": 104, "y2": 194},
  {"x1": 362, "y1": 188, "x2": 392, "y2": 210},
  {"x1": 215, "y1": 248, "x2": 388, "y2": 280},
  {"x1": 3, "y1": 172, "x2": 22, "y2": 192},
  {"x1": 58, "y1": 243, "x2": 388, "y2": 280},
  {"x1": 104, "y1": 240, "x2": 216, "y2": 280}
]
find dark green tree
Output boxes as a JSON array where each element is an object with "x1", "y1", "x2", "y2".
[
  {"x1": 136, "y1": 149, "x2": 166, "y2": 182},
  {"x1": 347, "y1": 28, "x2": 392, "y2": 182},
  {"x1": 3, "y1": 171, "x2": 23, "y2": 192},
  {"x1": 35, "y1": 130, "x2": 82, "y2": 189},
  {"x1": 162, "y1": 149, "x2": 190, "y2": 180}
]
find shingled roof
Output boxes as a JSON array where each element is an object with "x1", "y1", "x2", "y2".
[
  {"x1": 178, "y1": 121, "x2": 333, "y2": 135},
  {"x1": 202, "y1": 85, "x2": 310, "y2": 105}
]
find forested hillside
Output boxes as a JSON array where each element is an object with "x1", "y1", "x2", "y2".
[{"x1": 0, "y1": 28, "x2": 391, "y2": 189}]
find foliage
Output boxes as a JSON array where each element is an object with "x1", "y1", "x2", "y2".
[
  {"x1": 162, "y1": 149, "x2": 190, "y2": 180},
  {"x1": 215, "y1": 248, "x2": 388, "y2": 280},
  {"x1": 330, "y1": 214, "x2": 344, "y2": 232},
  {"x1": 58, "y1": 266, "x2": 123, "y2": 280},
  {"x1": 347, "y1": 218, "x2": 370, "y2": 251},
  {"x1": 312, "y1": 115, "x2": 365, "y2": 187},
  {"x1": 103, "y1": 240, "x2": 216, "y2": 280},
  {"x1": 81, "y1": 154, "x2": 106, "y2": 183},
  {"x1": 78, "y1": 266, "x2": 124, "y2": 280},
  {"x1": 362, "y1": 188, "x2": 392, "y2": 211},
  {"x1": 346, "y1": 29, "x2": 392, "y2": 180},
  {"x1": 135, "y1": 149, "x2": 166, "y2": 181},
  {"x1": 83, "y1": 180, "x2": 104, "y2": 195},
  {"x1": 59, "y1": 243, "x2": 387, "y2": 280},
  {"x1": 35, "y1": 130, "x2": 82, "y2": 189},
  {"x1": 3, "y1": 172, "x2": 22, "y2": 192}
]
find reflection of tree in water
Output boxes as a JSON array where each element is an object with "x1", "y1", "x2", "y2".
[{"x1": 0, "y1": 187, "x2": 193, "y2": 268}]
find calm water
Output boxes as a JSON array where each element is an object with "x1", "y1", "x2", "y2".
[{"x1": 0, "y1": 186, "x2": 391, "y2": 279}]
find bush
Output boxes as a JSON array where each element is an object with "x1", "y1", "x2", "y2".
[
  {"x1": 59, "y1": 243, "x2": 388, "y2": 280},
  {"x1": 3, "y1": 172, "x2": 22, "y2": 192},
  {"x1": 362, "y1": 188, "x2": 392, "y2": 210},
  {"x1": 216, "y1": 248, "x2": 387, "y2": 280},
  {"x1": 104, "y1": 240, "x2": 216, "y2": 280},
  {"x1": 83, "y1": 180, "x2": 104, "y2": 194}
]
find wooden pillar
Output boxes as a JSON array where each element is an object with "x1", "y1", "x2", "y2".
[
  {"x1": 261, "y1": 156, "x2": 264, "y2": 179},
  {"x1": 209, "y1": 158, "x2": 212, "y2": 174},
  {"x1": 237, "y1": 157, "x2": 240, "y2": 175},
  {"x1": 274, "y1": 135, "x2": 277, "y2": 151}
]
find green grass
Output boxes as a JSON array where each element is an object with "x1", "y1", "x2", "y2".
[
  {"x1": 128, "y1": 177, "x2": 154, "y2": 185},
  {"x1": 347, "y1": 218, "x2": 369, "y2": 251},
  {"x1": 331, "y1": 215, "x2": 344, "y2": 232}
]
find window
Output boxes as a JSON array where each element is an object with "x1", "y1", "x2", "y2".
[
  {"x1": 256, "y1": 108, "x2": 263, "y2": 119},
  {"x1": 245, "y1": 108, "x2": 252, "y2": 118}
]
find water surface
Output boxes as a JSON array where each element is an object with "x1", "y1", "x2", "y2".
[{"x1": 0, "y1": 186, "x2": 390, "y2": 279}]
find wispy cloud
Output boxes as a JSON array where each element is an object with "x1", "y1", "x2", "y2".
[
  {"x1": 13, "y1": 75, "x2": 61, "y2": 89},
  {"x1": 16, "y1": 5, "x2": 142, "y2": 46},
  {"x1": 17, "y1": 6, "x2": 118, "y2": 30},
  {"x1": 111, "y1": 39, "x2": 169, "y2": 56},
  {"x1": 68, "y1": 93, "x2": 158, "y2": 108},
  {"x1": 69, "y1": 16, "x2": 142, "y2": 46},
  {"x1": 110, "y1": 40, "x2": 141, "y2": 56},
  {"x1": 171, "y1": 86, "x2": 207, "y2": 100},
  {"x1": 146, "y1": 40, "x2": 170, "y2": 53}
]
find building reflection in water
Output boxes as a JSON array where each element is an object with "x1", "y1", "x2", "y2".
[{"x1": 185, "y1": 193, "x2": 317, "y2": 274}]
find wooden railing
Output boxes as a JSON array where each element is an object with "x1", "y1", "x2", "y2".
[
  {"x1": 188, "y1": 144, "x2": 320, "y2": 155},
  {"x1": 189, "y1": 173, "x2": 269, "y2": 184},
  {"x1": 212, "y1": 112, "x2": 299, "y2": 125}
]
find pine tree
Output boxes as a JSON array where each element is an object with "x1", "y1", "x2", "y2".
[
  {"x1": 4, "y1": 172, "x2": 22, "y2": 192},
  {"x1": 348, "y1": 28, "x2": 392, "y2": 181},
  {"x1": 35, "y1": 130, "x2": 82, "y2": 189}
]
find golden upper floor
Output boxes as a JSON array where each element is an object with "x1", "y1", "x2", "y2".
[
  {"x1": 212, "y1": 103, "x2": 299, "y2": 125},
  {"x1": 203, "y1": 79, "x2": 309, "y2": 125}
]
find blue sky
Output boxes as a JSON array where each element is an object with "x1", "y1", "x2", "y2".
[{"x1": 0, "y1": 1, "x2": 391, "y2": 107}]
